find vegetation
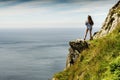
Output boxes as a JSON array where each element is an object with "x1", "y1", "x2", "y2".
[{"x1": 53, "y1": 23, "x2": 120, "y2": 80}]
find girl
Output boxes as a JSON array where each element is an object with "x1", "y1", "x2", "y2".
[{"x1": 84, "y1": 15, "x2": 94, "y2": 40}]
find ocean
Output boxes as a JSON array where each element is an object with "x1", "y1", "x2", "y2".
[{"x1": 0, "y1": 27, "x2": 99, "y2": 80}]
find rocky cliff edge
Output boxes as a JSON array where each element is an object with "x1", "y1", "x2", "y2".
[{"x1": 53, "y1": 1, "x2": 120, "y2": 80}]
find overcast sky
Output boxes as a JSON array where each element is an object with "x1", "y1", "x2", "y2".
[{"x1": 0, "y1": 0, "x2": 118, "y2": 28}]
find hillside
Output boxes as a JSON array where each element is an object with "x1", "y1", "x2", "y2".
[{"x1": 53, "y1": 1, "x2": 120, "y2": 80}]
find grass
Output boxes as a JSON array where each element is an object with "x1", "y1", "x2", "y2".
[{"x1": 53, "y1": 23, "x2": 120, "y2": 80}]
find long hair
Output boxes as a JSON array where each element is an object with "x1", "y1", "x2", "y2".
[{"x1": 88, "y1": 15, "x2": 94, "y2": 25}]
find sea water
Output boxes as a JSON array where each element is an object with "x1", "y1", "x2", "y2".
[{"x1": 0, "y1": 27, "x2": 98, "y2": 80}]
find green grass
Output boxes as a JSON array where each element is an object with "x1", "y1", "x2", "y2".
[{"x1": 53, "y1": 23, "x2": 120, "y2": 80}]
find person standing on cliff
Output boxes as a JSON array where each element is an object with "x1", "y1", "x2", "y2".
[{"x1": 84, "y1": 15, "x2": 94, "y2": 40}]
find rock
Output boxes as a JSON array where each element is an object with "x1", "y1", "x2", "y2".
[
  {"x1": 112, "y1": 0, "x2": 120, "y2": 9},
  {"x1": 66, "y1": 39, "x2": 89, "y2": 68},
  {"x1": 52, "y1": 78, "x2": 58, "y2": 80},
  {"x1": 93, "y1": 1, "x2": 120, "y2": 39},
  {"x1": 69, "y1": 39, "x2": 88, "y2": 53}
]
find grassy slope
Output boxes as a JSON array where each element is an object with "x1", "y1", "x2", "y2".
[{"x1": 53, "y1": 23, "x2": 120, "y2": 80}]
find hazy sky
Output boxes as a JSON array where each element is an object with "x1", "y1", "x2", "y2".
[{"x1": 0, "y1": 0, "x2": 118, "y2": 28}]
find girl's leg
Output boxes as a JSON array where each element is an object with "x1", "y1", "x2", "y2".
[
  {"x1": 84, "y1": 29, "x2": 88, "y2": 40},
  {"x1": 90, "y1": 29, "x2": 93, "y2": 40}
]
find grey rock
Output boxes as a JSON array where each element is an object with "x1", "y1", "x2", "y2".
[
  {"x1": 66, "y1": 39, "x2": 88, "y2": 68},
  {"x1": 93, "y1": 1, "x2": 120, "y2": 39}
]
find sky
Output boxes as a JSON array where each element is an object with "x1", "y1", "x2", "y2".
[{"x1": 0, "y1": 0, "x2": 118, "y2": 29}]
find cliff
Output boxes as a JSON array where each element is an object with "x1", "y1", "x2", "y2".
[
  {"x1": 53, "y1": 1, "x2": 120, "y2": 80},
  {"x1": 93, "y1": 0, "x2": 120, "y2": 38},
  {"x1": 66, "y1": 39, "x2": 89, "y2": 68}
]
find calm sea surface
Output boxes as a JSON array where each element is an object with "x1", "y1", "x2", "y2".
[{"x1": 0, "y1": 27, "x2": 99, "y2": 80}]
